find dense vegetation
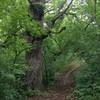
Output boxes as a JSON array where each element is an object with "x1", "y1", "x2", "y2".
[{"x1": 0, "y1": 0, "x2": 100, "y2": 100}]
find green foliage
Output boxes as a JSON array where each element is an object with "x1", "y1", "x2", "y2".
[
  {"x1": 0, "y1": 0, "x2": 100, "y2": 99},
  {"x1": 73, "y1": 63, "x2": 100, "y2": 100},
  {"x1": 73, "y1": 23, "x2": 100, "y2": 99},
  {"x1": 0, "y1": 47, "x2": 26, "y2": 100},
  {"x1": 43, "y1": 2, "x2": 100, "y2": 99}
]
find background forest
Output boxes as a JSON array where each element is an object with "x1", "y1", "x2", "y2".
[{"x1": 0, "y1": 0, "x2": 100, "y2": 100}]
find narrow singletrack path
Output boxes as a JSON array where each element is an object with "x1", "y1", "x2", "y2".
[{"x1": 28, "y1": 63, "x2": 80, "y2": 100}]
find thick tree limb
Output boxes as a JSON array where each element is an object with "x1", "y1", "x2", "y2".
[
  {"x1": 25, "y1": 26, "x2": 66, "y2": 43},
  {"x1": 51, "y1": 0, "x2": 74, "y2": 26}
]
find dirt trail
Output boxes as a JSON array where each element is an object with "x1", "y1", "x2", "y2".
[{"x1": 28, "y1": 63, "x2": 80, "y2": 100}]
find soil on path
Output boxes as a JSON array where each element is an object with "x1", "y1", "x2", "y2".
[{"x1": 28, "y1": 63, "x2": 80, "y2": 100}]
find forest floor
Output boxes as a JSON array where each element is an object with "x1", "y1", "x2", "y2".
[{"x1": 28, "y1": 62, "x2": 80, "y2": 100}]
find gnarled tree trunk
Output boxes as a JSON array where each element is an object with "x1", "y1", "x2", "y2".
[{"x1": 25, "y1": 0, "x2": 44, "y2": 89}]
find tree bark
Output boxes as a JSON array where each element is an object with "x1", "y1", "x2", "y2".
[{"x1": 25, "y1": 0, "x2": 44, "y2": 89}]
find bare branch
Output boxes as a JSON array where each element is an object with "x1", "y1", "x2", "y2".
[
  {"x1": 13, "y1": 46, "x2": 33, "y2": 65},
  {"x1": 57, "y1": 0, "x2": 67, "y2": 12},
  {"x1": 51, "y1": 0, "x2": 74, "y2": 26},
  {"x1": 84, "y1": 0, "x2": 97, "y2": 31},
  {"x1": 84, "y1": 20, "x2": 93, "y2": 31}
]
